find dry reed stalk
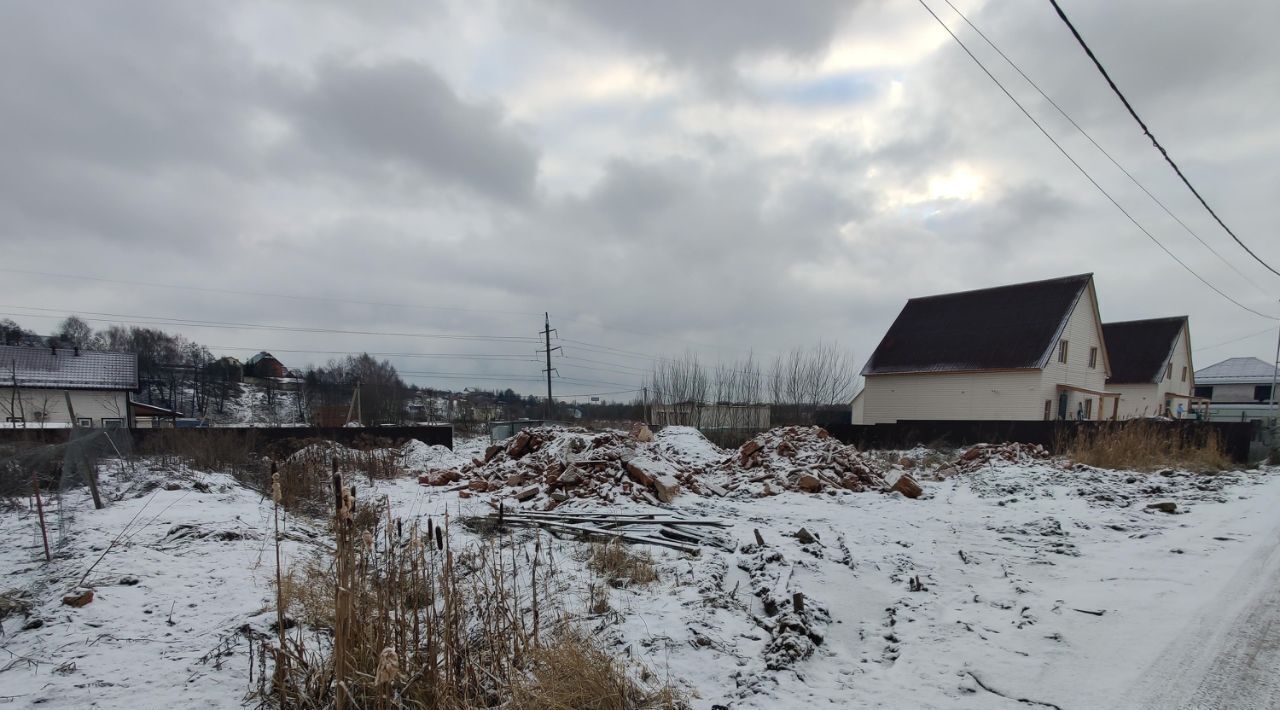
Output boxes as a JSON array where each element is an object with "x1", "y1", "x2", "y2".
[{"x1": 270, "y1": 463, "x2": 288, "y2": 705}]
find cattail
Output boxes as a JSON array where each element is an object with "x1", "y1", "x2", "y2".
[
  {"x1": 271, "y1": 472, "x2": 282, "y2": 505},
  {"x1": 434, "y1": 525, "x2": 443, "y2": 551},
  {"x1": 362, "y1": 530, "x2": 374, "y2": 553},
  {"x1": 375, "y1": 646, "x2": 399, "y2": 686}
]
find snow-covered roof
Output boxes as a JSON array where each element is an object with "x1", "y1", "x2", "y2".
[
  {"x1": 0, "y1": 344, "x2": 138, "y2": 390},
  {"x1": 245, "y1": 351, "x2": 277, "y2": 366},
  {"x1": 1194, "y1": 356, "x2": 1278, "y2": 384}
]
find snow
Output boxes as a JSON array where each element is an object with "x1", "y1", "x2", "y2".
[
  {"x1": 398, "y1": 439, "x2": 468, "y2": 472},
  {"x1": 652, "y1": 425, "x2": 724, "y2": 468},
  {"x1": 3, "y1": 445, "x2": 1278, "y2": 708}
]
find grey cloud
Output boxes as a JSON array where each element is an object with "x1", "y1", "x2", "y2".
[
  {"x1": 284, "y1": 60, "x2": 540, "y2": 203},
  {"x1": 550, "y1": 0, "x2": 862, "y2": 74}
]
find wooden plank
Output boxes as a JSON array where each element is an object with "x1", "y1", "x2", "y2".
[{"x1": 498, "y1": 518, "x2": 700, "y2": 553}]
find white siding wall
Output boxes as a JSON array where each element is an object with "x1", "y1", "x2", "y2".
[
  {"x1": 0, "y1": 388, "x2": 130, "y2": 426},
  {"x1": 850, "y1": 390, "x2": 865, "y2": 424},
  {"x1": 1038, "y1": 286, "x2": 1108, "y2": 419},
  {"x1": 858, "y1": 370, "x2": 1045, "y2": 424},
  {"x1": 1158, "y1": 326, "x2": 1194, "y2": 403},
  {"x1": 1112, "y1": 383, "x2": 1161, "y2": 418},
  {"x1": 1204, "y1": 382, "x2": 1272, "y2": 403}
]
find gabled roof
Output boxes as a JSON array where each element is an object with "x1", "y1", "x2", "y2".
[
  {"x1": 0, "y1": 345, "x2": 138, "y2": 390},
  {"x1": 1102, "y1": 316, "x2": 1187, "y2": 384},
  {"x1": 246, "y1": 351, "x2": 277, "y2": 366},
  {"x1": 1195, "y1": 356, "x2": 1278, "y2": 385},
  {"x1": 862, "y1": 274, "x2": 1094, "y2": 376}
]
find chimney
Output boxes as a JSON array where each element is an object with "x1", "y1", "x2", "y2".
[
  {"x1": 50, "y1": 344, "x2": 56, "y2": 356},
  {"x1": 74, "y1": 346, "x2": 80, "y2": 357}
]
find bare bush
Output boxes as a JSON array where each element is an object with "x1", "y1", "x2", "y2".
[{"x1": 586, "y1": 539, "x2": 658, "y2": 587}]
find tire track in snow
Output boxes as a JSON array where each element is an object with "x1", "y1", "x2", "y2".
[{"x1": 1124, "y1": 513, "x2": 1280, "y2": 710}]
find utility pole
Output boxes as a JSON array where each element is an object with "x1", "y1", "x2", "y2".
[
  {"x1": 1269, "y1": 319, "x2": 1279, "y2": 445},
  {"x1": 642, "y1": 385, "x2": 649, "y2": 425},
  {"x1": 539, "y1": 313, "x2": 561, "y2": 419}
]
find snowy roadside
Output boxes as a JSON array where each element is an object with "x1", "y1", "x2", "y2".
[{"x1": 1, "y1": 436, "x2": 1276, "y2": 709}]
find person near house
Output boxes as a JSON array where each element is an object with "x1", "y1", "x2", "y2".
[
  {"x1": 1175, "y1": 402, "x2": 1184, "y2": 419},
  {"x1": 1076, "y1": 403, "x2": 1085, "y2": 421}
]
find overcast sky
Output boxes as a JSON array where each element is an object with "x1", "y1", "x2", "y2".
[{"x1": 2, "y1": 0, "x2": 1278, "y2": 399}]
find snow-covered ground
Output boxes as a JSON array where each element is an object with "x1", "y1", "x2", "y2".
[{"x1": 2, "y1": 439, "x2": 1277, "y2": 709}]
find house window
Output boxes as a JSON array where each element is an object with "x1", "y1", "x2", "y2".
[
  {"x1": 1181, "y1": 366, "x2": 1187, "y2": 382},
  {"x1": 1043, "y1": 400, "x2": 1052, "y2": 420},
  {"x1": 1083, "y1": 399, "x2": 1093, "y2": 419},
  {"x1": 1255, "y1": 385, "x2": 1274, "y2": 402},
  {"x1": 1166, "y1": 362, "x2": 1173, "y2": 380},
  {"x1": 1088, "y1": 347, "x2": 1098, "y2": 369},
  {"x1": 5, "y1": 417, "x2": 23, "y2": 424},
  {"x1": 1194, "y1": 386, "x2": 1213, "y2": 399},
  {"x1": 1058, "y1": 340, "x2": 1069, "y2": 364},
  {"x1": 76, "y1": 418, "x2": 93, "y2": 428},
  {"x1": 101, "y1": 418, "x2": 125, "y2": 428}
]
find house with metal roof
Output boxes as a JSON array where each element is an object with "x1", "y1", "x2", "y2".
[
  {"x1": 1194, "y1": 356, "x2": 1279, "y2": 425},
  {"x1": 0, "y1": 344, "x2": 139, "y2": 428},
  {"x1": 244, "y1": 351, "x2": 288, "y2": 379},
  {"x1": 1102, "y1": 316, "x2": 1200, "y2": 418},
  {"x1": 852, "y1": 274, "x2": 1116, "y2": 424}
]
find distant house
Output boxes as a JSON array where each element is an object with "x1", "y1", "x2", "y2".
[
  {"x1": 1194, "y1": 357, "x2": 1279, "y2": 425},
  {"x1": 243, "y1": 351, "x2": 288, "y2": 379},
  {"x1": 0, "y1": 344, "x2": 138, "y2": 428},
  {"x1": 650, "y1": 401, "x2": 771, "y2": 430},
  {"x1": 1102, "y1": 316, "x2": 1199, "y2": 418},
  {"x1": 852, "y1": 274, "x2": 1115, "y2": 424}
]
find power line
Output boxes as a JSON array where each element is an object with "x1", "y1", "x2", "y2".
[
  {"x1": 551, "y1": 388, "x2": 643, "y2": 400},
  {"x1": 1192, "y1": 326, "x2": 1278, "y2": 353},
  {"x1": 0, "y1": 305, "x2": 542, "y2": 342},
  {"x1": 203, "y1": 345, "x2": 538, "y2": 361},
  {"x1": 940, "y1": 0, "x2": 1271, "y2": 297},
  {"x1": 915, "y1": 0, "x2": 1278, "y2": 321},
  {"x1": 1046, "y1": 0, "x2": 1280, "y2": 279},
  {"x1": 0, "y1": 267, "x2": 541, "y2": 317}
]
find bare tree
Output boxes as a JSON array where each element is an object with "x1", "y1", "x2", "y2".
[
  {"x1": 648, "y1": 351, "x2": 709, "y2": 414},
  {"x1": 56, "y1": 316, "x2": 95, "y2": 349},
  {"x1": 768, "y1": 342, "x2": 858, "y2": 424}
]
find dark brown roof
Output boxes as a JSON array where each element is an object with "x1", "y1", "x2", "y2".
[
  {"x1": 862, "y1": 274, "x2": 1093, "y2": 376},
  {"x1": 1102, "y1": 317, "x2": 1187, "y2": 384}
]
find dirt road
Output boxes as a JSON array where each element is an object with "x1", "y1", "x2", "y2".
[{"x1": 1125, "y1": 517, "x2": 1280, "y2": 710}]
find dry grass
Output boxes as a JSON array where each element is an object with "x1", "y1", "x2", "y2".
[
  {"x1": 258, "y1": 474, "x2": 682, "y2": 709},
  {"x1": 586, "y1": 539, "x2": 659, "y2": 587},
  {"x1": 1063, "y1": 421, "x2": 1232, "y2": 472},
  {"x1": 513, "y1": 627, "x2": 685, "y2": 710},
  {"x1": 274, "y1": 558, "x2": 335, "y2": 628}
]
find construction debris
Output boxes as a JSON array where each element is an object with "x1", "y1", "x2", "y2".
[
  {"x1": 428, "y1": 424, "x2": 917, "y2": 505},
  {"x1": 478, "y1": 510, "x2": 734, "y2": 552},
  {"x1": 955, "y1": 443, "x2": 1050, "y2": 471},
  {"x1": 891, "y1": 473, "x2": 923, "y2": 499},
  {"x1": 724, "y1": 426, "x2": 890, "y2": 496}
]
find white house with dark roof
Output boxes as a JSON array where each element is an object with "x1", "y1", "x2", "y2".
[
  {"x1": 0, "y1": 344, "x2": 139, "y2": 428},
  {"x1": 1194, "y1": 356, "x2": 1279, "y2": 425},
  {"x1": 1101, "y1": 316, "x2": 1198, "y2": 418},
  {"x1": 852, "y1": 274, "x2": 1116, "y2": 424}
]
